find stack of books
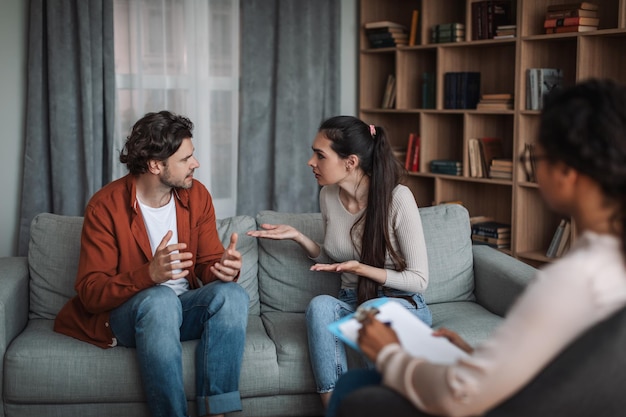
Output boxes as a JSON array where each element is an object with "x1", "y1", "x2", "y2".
[
  {"x1": 544, "y1": 2, "x2": 599, "y2": 33},
  {"x1": 364, "y1": 21, "x2": 408, "y2": 48},
  {"x1": 476, "y1": 93, "x2": 513, "y2": 110},
  {"x1": 429, "y1": 160, "x2": 462, "y2": 176},
  {"x1": 471, "y1": 218, "x2": 511, "y2": 249},
  {"x1": 471, "y1": 0, "x2": 515, "y2": 40},
  {"x1": 546, "y1": 219, "x2": 572, "y2": 258},
  {"x1": 494, "y1": 24, "x2": 517, "y2": 39},
  {"x1": 468, "y1": 137, "x2": 504, "y2": 178},
  {"x1": 431, "y1": 23, "x2": 465, "y2": 43},
  {"x1": 489, "y1": 158, "x2": 513, "y2": 180},
  {"x1": 443, "y1": 72, "x2": 481, "y2": 109},
  {"x1": 526, "y1": 68, "x2": 564, "y2": 110}
]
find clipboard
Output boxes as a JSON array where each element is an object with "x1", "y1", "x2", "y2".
[{"x1": 328, "y1": 298, "x2": 470, "y2": 365}]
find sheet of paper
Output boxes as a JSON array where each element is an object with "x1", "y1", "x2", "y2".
[{"x1": 328, "y1": 298, "x2": 470, "y2": 365}]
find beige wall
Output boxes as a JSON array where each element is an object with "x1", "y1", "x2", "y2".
[{"x1": 0, "y1": 0, "x2": 27, "y2": 257}]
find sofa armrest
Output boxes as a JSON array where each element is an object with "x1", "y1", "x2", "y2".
[
  {"x1": 0, "y1": 257, "x2": 29, "y2": 350},
  {"x1": 472, "y1": 246, "x2": 537, "y2": 317}
]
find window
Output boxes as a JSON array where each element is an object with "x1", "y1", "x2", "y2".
[{"x1": 113, "y1": 0, "x2": 239, "y2": 218}]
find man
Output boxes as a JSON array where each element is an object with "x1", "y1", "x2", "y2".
[{"x1": 54, "y1": 110, "x2": 249, "y2": 417}]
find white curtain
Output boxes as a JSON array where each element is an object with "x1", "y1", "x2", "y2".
[{"x1": 113, "y1": 0, "x2": 239, "y2": 218}]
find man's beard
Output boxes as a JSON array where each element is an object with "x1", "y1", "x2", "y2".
[{"x1": 160, "y1": 169, "x2": 194, "y2": 189}]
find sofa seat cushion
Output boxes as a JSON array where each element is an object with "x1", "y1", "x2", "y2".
[
  {"x1": 27, "y1": 213, "x2": 260, "y2": 319},
  {"x1": 430, "y1": 301, "x2": 503, "y2": 347},
  {"x1": 261, "y1": 312, "x2": 318, "y2": 394},
  {"x1": 4, "y1": 317, "x2": 278, "y2": 404}
]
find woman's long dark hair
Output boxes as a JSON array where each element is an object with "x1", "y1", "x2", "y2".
[
  {"x1": 319, "y1": 116, "x2": 406, "y2": 304},
  {"x1": 538, "y1": 79, "x2": 626, "y2": 258}
]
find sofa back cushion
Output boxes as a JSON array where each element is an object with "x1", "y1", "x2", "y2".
[
  {"x1": 28, "y1": 213, "x2": 260, "y2": 320},
  {"x1": 419, "y1": 204, "x2": 475, "y2": 304},
  {"x1": 256, "y1": 204, "x2": 474, "y2": 313},
  {"x1": 256, "y1": 211, "x2": 341, "y2": 313},
  {"x1": 29, "y1": 213, "x2": 83, "y2": 320}
]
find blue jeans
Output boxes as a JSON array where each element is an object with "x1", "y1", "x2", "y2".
[
  {"x1": 305, "y1": 288, "x2": 431, "y2": 394},
  {"x1": 109, "y1": 282, "x2": 249, "y2": 417}
]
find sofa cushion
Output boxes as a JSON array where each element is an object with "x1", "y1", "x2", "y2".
[
  {"x1": 28, "y1": 213, "x2": 259, "y2": 320},
  {"x1": 28, "y1": 213, "x2": 83, "y2": 320},
  {"x1": 216, "y1": 215, "x2": 260, "y2": 315},
  {"x1": 4, "y1": 316, "x2": 278, "y2": 404},
  {"x1": 256, "y1": 211, "x2": 340, "y2": 313},
  {"x1": 419, "y1": 204, "x2": 475, "y2": 304}
]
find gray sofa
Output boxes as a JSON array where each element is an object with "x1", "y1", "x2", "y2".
[{"x1": 0, "y1": 204, "x2": 536, "y2": 417}]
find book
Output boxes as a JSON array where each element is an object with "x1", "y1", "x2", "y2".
[
  {"x1": 381, "y1": 74, "x2": 396, "y2": 108},
  {"x1": 472, "y1": 235, "x2": 511, "y2": 245},
  {"x1": 444, "y1": 72, "x2": 481, "y2": 109},
  {"x1": 405, "y1": 133, "x2": 416, "y2": 171},
  {"x1": 544, "y1": 17, "x2": 600, "y2": 27},
  {"x1": 411, "y1": 135, "x2": 421, "y2": 172},
  {"x1": 546, "y1": 219, "x2": 568, "y2": 257},
  {"x1": 471, "y1": 0, "x2": 515, "y2": 40},
  {"x1": 422, "y1": 72, "x2": 436, "y2": 109},
  {"x1": 545, "y1": 8, "x2": 599, "y2": 18},
  {"x1": 364, "y1": 21, "x2": 408, "y2": 30},
  {"x1": 545, "y1": 24, "x2": 599, "y2": 33},
  {"x1": 468, "y1": 138, "x2": 483, "y2": 177},
  {"x1": 555, "y1": 220, "x2": 572, "y2": 257},
  {"x1": 430, "y1": 160, "x2": 462, "y2": 176},
  {"x1": 478, "y1": 137, "x2": 504, "y2": 177},
  {"x1": 409, "y1": 9, "x2": 419, "y2": 46},
  {"x1": 328, "y1": 298, "x2": 470, "y2": 364},
  {"x1": 527, "y1": 68, "x2": 563, "y2": 110},
  {"x1": 546, "y1": 2, "x2": 599, "y2": 12},
  {"x1": 472, "y1": 220, "x2": 511, "y2": 237}
]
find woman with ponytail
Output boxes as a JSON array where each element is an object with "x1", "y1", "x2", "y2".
[
  {"x1": 328, "y1": 79, "x2": 626, "y2": 417},
  {"x1": 248, "y1": 115, "x2": 431, "y2": 408}
]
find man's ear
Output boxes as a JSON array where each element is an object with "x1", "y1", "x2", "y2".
[{"x1": 147, "y1": 159, "x2": 163, "y2": 175}]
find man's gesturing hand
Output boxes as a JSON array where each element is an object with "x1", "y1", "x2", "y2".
[
  {"x1": 211, "y1": 233, "x2": 242, "y2": 282},
  {"x1": 149, "y1": 230, "x2": 194, "y2": 284}
]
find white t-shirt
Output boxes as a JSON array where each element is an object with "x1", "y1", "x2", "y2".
[{"x1": 138, "y1": 194, "x2": 190, "y2": 295}]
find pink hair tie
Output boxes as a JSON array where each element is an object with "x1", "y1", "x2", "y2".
[{"x1": 369, "y1": 124, "x2": 376, "y2": 137}]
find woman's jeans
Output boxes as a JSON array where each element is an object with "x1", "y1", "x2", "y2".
[
  {"x1": 109, "y1": 281, "x2": 249, "y2": 417},
  {"x1": 306, "y1": 288, "x2": 432, "y2": 394}
]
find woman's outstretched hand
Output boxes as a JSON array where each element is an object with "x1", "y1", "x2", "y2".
[{"x1": 246, "y1": 223, "x2": 300, "y2": 240}]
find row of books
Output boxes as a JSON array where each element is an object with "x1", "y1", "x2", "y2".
[
  {"x1": 430, "y1": 23, "x2": 464, "y2": 44},
  {"x1": 526, "y1": 68, "x2": 563, "y2": 111},
  {"x1": 546, "y1": 219, "x2": 571, "y2": 258},
  {"x1": 467, "y1": 137, "x2": 511, "y2": 179},
  {"x1": 364, "y1": 21, "x2": 408, "y2": 48},
  {"x1": 443, "y1": 72, "x2": 481, "y2": 109},
  {"x1": 471, "y1": 0, "x2": 515, "y2": 40},
  {"x1": 543, "y1": 2, "x2": 599, "y2": 34},
  {"x1": 471, "y1": 217, "x2": 511, "y2": 249}
]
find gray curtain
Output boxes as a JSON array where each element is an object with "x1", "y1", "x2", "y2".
[
  {"x1": 238, "y1": 0, "x2": 340, "y2": 216},
  {"x1": 18, "y1": 0, "x2": 115, "y2": 255}
]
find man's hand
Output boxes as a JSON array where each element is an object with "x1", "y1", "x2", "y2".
[
  {"x1": 358, "y1": 312, "x2": 401, "y2": 362},
  {"x1": 210, "y1": 233, "x2": 242, "y2": 282},
  {"x1": 149, "y1": 230, "x2": 193, "y2": 284}
]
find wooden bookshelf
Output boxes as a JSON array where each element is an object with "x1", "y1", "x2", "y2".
[{"x1": 359, "y1": 0, "x2": 626, "y2": 265}]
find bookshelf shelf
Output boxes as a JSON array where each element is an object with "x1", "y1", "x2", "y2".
[{"x1": 359, "y1": 0, "x2": 626, "y2": 265}]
